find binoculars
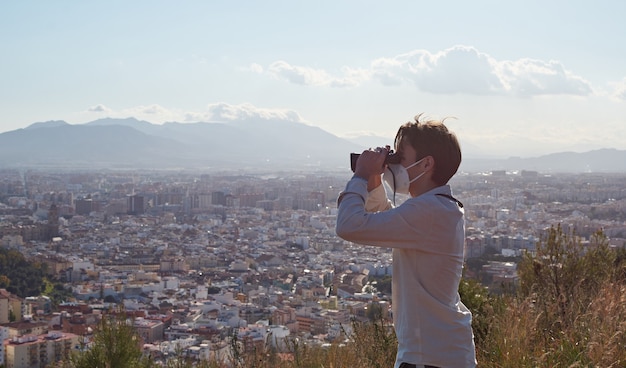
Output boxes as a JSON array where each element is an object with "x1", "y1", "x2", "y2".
[{"x1": 350, "y1": 150, "x2": 401, "y2": 172}]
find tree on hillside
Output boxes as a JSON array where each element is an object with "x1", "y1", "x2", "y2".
[
  {"x1": 0, "y1": 247, "x2": 71, "y2": 306},
  {"x1": 0, "y1": 248, "x2": 46, "y2": 297},
  {"x1": 63, "y1": 314, "x2": 151, "y2": 368}
]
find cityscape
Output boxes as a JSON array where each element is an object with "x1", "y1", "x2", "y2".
[
  {"x1": 3, "y1": 1, "x2": 625, "y2": 365},
  {"x1": 1, "y1": 167, "x2": 625, "y2": 367}
]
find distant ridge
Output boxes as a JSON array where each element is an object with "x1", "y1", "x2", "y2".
[
  {"x1": 25, "y1": 120, "x2": 71, "y2": 130},
  {"x1": 461, "y1": 148, "x2": 626, "y2": 173},
  {"x1": 0, "y1": 118, "x2": 364, "y2": 171},
  {"x1": 1, "y1": 118, "x2": 625, "y2": 173}
]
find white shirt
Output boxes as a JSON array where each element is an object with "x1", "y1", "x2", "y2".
[{"x1": 336, "y1": 177, "x2": 477, "y2": 368}]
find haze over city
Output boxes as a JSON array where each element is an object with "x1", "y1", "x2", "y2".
[{"x1": 2, "y1": 1, "x2": 625, "y2": 158}]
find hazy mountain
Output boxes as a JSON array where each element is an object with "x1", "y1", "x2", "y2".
[
  {"x1": 0, "y1": 118, "x2": 365, "y2": 171},
  {"x1": 506, "y1": 149, "x2": 626, "y2": 173},
  {"x1": 1, "y1": 118, "x2": 625, "y2": 173},
  {"x1": 85, "y1": 117, "x2": 156, "y2": 133},
  {"x1": 0, "y1": 124, "x2": 186, "y2": 168},
  {"x1": 25, "y1": 120, "x2": 71, "y2": 130}
]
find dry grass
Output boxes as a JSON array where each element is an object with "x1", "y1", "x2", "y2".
[
  {"x1": 476, "y1": 226, "x2": 626, "y2": 367},
  {"x1": 476, "y1": 281, "x2": 626, "y2": 368},
  {"x1": 221, "y1": 318, "x2": 397, "y2": 368}
]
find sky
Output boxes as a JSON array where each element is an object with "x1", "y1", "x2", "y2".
[{"x1": 1, "y1": 1, "x2": 625, "y2": 158}]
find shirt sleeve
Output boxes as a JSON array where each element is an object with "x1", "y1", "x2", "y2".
[
  {"x1": 336, "y1": 181, "x2": 462, "y2": 252},
  {"x1": 364, "y1": 182, "x2": 392, "y2": 212},
  {"x1": 336, "y1": 176, "x2": 369, "y2": 207}
]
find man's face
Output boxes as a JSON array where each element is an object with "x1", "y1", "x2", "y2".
[{"x1": 397, "y1": 140, "x2": 418, "y2": 168}]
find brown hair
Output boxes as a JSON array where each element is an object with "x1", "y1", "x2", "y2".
[{"x1": 393, "y1": 113, "x2": 462, "y2": 186}]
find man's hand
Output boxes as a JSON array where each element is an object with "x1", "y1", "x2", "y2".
[{"x1": 354, "y1": 147, "x2": 388, "y2": 191}]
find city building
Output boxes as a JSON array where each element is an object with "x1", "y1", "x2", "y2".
[{"x1": 4, "y1": 331, "x2": 80, "y2": 368}]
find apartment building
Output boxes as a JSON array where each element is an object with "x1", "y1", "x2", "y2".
[{"x1": 4, "y1": 331, "x2": 79, "y2": 368}]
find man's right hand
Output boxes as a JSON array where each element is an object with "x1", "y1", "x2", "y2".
[{"x1": 353, "y1": 147, "x2": 388, "y2": 190}]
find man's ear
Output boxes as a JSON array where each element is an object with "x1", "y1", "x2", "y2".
[{"x1": 423, "y1": 155, "x2": 435, "y2": 171}]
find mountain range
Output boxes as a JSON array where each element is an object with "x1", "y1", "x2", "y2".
[{"x1": 1, "y1": 118, "x2": 625, "y2": 173}]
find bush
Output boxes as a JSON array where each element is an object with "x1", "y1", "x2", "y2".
[{"x1": 62, "y1": 314, "x2": 152, "y2": 368}]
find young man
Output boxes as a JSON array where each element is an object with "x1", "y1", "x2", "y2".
[{"x1": 335, "y1": 115, "x2": 476, "y2": 368}]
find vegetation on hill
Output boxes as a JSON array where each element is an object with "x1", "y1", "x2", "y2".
[
  {"x1": 0, "y1": 248, "x2": 47, "y2": 297},
  {"x1": 0, "y1": 247, "x2": 72, "y2": 305},
  {"x1": 61, "y1": 315, "x2": 153, "y2": 368},
  {"x1": 55, "y1": 225, "x2": 626, "y2": 367},
  {"x1": 478, "y1": 225, "x2": 626, "y2": 367}
]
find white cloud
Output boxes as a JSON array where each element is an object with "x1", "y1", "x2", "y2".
[
  {"x1": 370, "y1": 56, "x2": 406, "y2": 86},
  {"x1": 266, "y1": 61, "x2": 367, "y2": 88},
  {"x1": 383, "y1": 46, "x2": 505, "y2": 95},
  {"x1": 331, "y1": 66, "x2": 370, "y2": 88},
  {"x1": 245, "y1": 63, "x2": 264, "y2": 73},
  {"x1": 73, "y1": 104, "x2": 177, "y2": 125},
  {"x1": 118, "y1": 104, "x2": 178, "y2": 121},
  {"x1": 268, "y1": 61, "x2": 334, "y2": 86},
  {"x1": 86, "y1": 104, "x2": 112, "y2": 113},
  {"x1": 186, "y1": 102, "x2": 304, "y2": 123},
  {"x1": 78, "y1": 103, "x2": 304, "y2": 125},
  {"x1": 139, "y1": 104, "x2": 170, "y2": 115},
  {"x1": 497, "y1": 58, "x2": 593, "y2": 97},
  {"x1": 258, "y1": 45, "x2": 595, "y2": 97},
  {"x1": 83, "y1": 104, "x2": 181, "y2": 123},
  {"x1": 611, "y1": 77, "x2": 626, "y2": 100}
]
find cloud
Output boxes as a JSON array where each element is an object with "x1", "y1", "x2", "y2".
[
  {"x1": 186, "y1": 102, "x2": 304, "y2": 123},
  {"x1": 331, "y1": 66, "x2": 370, "y2": 88},
  {"x1": 376, "y1": 46, "x2": 505, "y2": 95},
  {"x1": 86, "y1": 104, "x2": 112, "y2": 113},
  {"x1": 139, "y1": 104, "x2": 170, "y2": 115},
  {"x1": 78, "y1": 103, "x2": 304, "y2": 125},
  {"x1": 267, "y1": 61, "x2": 366, "y2": 88},
  {"x1": 497, "y1": 58, "x2": 593, "y2": 97},
  {"x1": 611, "y1": 77, "x2": 626, "y2": 100},
  {"x1": 245, "y1": 63, "x2": 264, "y2": 73},
  {"x1": 258, "y1": 45, "x2": 594, "y2": 97},
  {"x1": 119, "y1": 104, "x2": 175, "y2": 119},
  {"x1": 86, "y1": 104, "x2": 181, "y2": 123},
  {"x1": 85, "y1": 104, "x2": 172, "y2": 118}
]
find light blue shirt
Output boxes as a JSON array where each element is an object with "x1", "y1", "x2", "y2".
[{"x1": 336, "y1": 177, "x2": 476, "y2": 368}]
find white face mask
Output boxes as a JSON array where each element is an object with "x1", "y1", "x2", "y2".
[{"x1": 383, "y1": 158, "x2": 426, "y2": 195}]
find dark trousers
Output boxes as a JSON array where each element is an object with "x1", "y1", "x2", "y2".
[{"x1": 399, "y1": 364, "x2": 439, "y2": 368}]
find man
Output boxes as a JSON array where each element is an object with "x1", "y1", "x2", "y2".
[{"x1": 335, "y1": 115, "x2": 476, "y2": 368}]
